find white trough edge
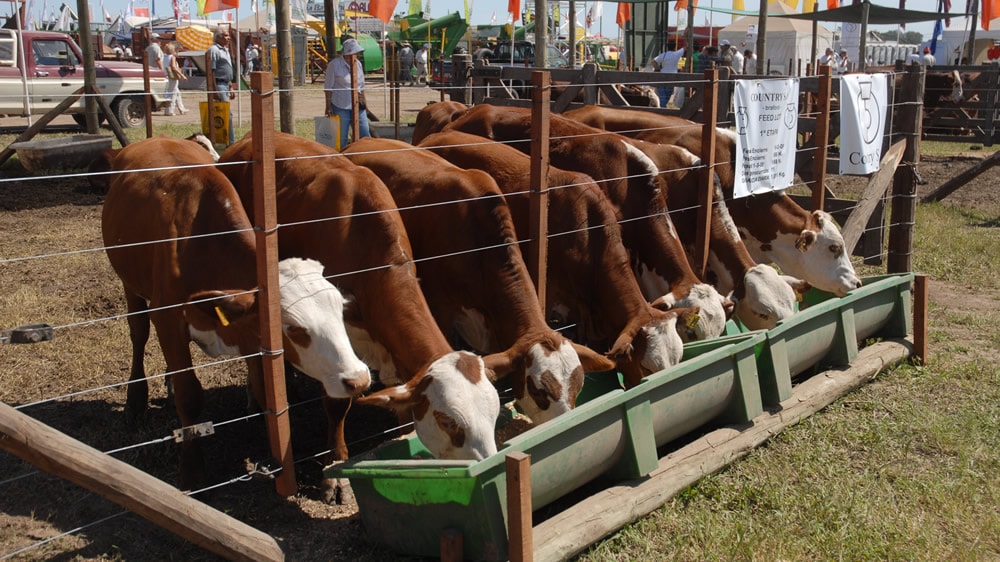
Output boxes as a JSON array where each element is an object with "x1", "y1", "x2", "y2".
[{"x1": 534, "y1": 337, "x2": 914, "y2": 562}]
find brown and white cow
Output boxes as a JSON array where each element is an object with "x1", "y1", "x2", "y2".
[
  {"x1": 564, "y1": 105, "x2": 862, "y2": 297},
  {"x1": 418, "y1": 130, "x2": 705, "y2": 387},
  {"x1": 342, "y1": 137, "x2": 616, "y2": 423},
  {"x1": 441, "y1": 104, "x2": 732, "y2": 342},
  {"x1": 218, "y1": 133, "x2": 501, "y2": 482},
  {"x1": 101, "y1": 136, "x2": 370, "y2": 491},
  {"x1": 411, "y1": 100, "x2": 472, "y2": 145}
]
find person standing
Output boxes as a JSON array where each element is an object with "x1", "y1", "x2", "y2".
[
  {"x1": 398, "y1": 42, "x2": 414, "y2": 85},
  {"x1": 208, "y1": 27, "x2": 236, "y2": 144},
  {"x1": 324, "y1": 38, "x2": 371, "y2": 148},
  {"x1": 744, "y1": 49, "x2": 757, "y2": 74},
  {"x1": 244, "y1": 39, "x2": 261, "y2": 75},
  {"x1": 162, "y1": 42, "x2": 188, "y2": 116},
  {"x1": 730, "y1": 44, "x2": 744, "y2": 75},
  {"x1": 415, "y1": 43, "x2": 429, "y2": 85},
  {"x1": 921, "y1": 46, "x2": 936, "y2": 65},
  {"x1": 652, "y1": 40, "x2": 684, "y2": 108},
  {"x1": 144, "y1": 30, "x2": 164, "y2": 71},
  {"x1": 820, "y1": 47, "x2": 836, "y2": 66},
  {"x1": 836, "y1": 49, "x2": 851, "y2": 73}
]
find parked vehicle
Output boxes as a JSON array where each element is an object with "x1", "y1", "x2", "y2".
[
  {"x1": 431, "y1": 40, "x2": 569, "y2": 99},
  {"x1": 0, "y1": 29, "x2": 169, "y2": 128}
]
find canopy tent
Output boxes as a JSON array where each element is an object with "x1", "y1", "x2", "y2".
[
  {"x1": 939, "y1": 19, "x2": 1000, "y2": 63},
  {"x1": 234, "y1": 12, "x2": 320, "y2": 32},
  {"x1": 772, "y1": 1, "x2": 971, "y2": 25},
  {"x1": 718, "y1": 0, "x2": 833, "y2": 74}
]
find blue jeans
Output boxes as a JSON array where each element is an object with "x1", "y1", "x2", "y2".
[
  {"x1": 331, "y1": 104, "x2": 371, "y2": 148},
  {"x1": 657, "y1": 85, "x2": 674, "y2": 108}
]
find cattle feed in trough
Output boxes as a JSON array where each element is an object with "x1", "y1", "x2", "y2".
[
  {"x1": 564, "y1": 105, "x2": 862, "y2": 297},
  {"x1": 441, "y1": 104, "x2": 732, "y2": 345},
  {"x1": 343, "y1": 136, "x2": 615, "y2": 424},
  {"x1": 217, "y1": 133, "x2": 501, "y2": 499},
  {"x1": 419, "y1": 129, "x2": 704, "y2": 388},
  {"x1": 101, "y1": 136, "x2": 370, "y2": 491}
]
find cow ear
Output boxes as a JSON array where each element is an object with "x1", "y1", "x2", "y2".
[
  {"x1": 482, "y1": 351, "x2": 514, "y2": 382},
  {"x1": 341, "y1": 293, "x2": 363, "y2": 326},
  {"x1": 781, "y1": 275, "x2": 812, "y2": 302},
  {"x1": 357, "y1": 375, "x2": 433, "y2": 411},
  {"x1": 189, "y1": 290, "x2": 257, "y2": 327},
  {"x1": 571, "y1": 342, "x2": 617, "y2": 373},
  {"x1": 795, "y1": 229, "x2": 817, "y2": 252}
]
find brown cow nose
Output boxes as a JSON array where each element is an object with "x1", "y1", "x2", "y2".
[{"x1": 343, "y1": 372, "x2": 371, "y2": 396}]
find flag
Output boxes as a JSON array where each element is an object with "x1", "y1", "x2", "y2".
[
  {"x1": 803, "y1": 0, "x2": 816, "y2": 12},
  {"x1": 173, "y1": 0, "x2": 180, "y2": 20},
  {"x1": 675, "y1": 0, "x2": 699, "y2": 17},
  {"x1": 827, "y1": 0, "x2": 838, "y2": 9},
  {"x1": 942, "y1": 0, "x2": 951, "y2": 26},
  {"x1": 783, "y1": 0, "x2": 800, "y2": 10},
  {"x1": 508, "y1": 0, "x2": 519, "y2": 18},
  {"x1": 134, "y1": 7, "x2": 149, "y2": 17},
  {"x1": 368, "y1": 0, "x2": 397, "y2": 22},
  {"x1": 733, "y1": 0, "x2": 743, "y2": 21},
  {"x1": 408, "y1": 0, "x2": 421, "y2": 15},
  {"x1": 587, "y1": 2, "x2": 603, "y2": 27},
  {"x1": 616, "y1": 1, "x2": 630, "y2": 26},
  {"x1": 986, "y1": 0, "x2": 1000, "y2": 30},
  {"x1": 196, "y1": 0, "x2": 238, "y2": 16},
  {"x1": 490, "y1": 10, "x2": 496, "y2": 24}
]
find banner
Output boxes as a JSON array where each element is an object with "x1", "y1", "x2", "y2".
[
  {"x1": 839, "y1": 73, "x2": 888, "y2": 175},
  {"x1": 733, "y1": 78, "x2": 799, "y2": 198}
]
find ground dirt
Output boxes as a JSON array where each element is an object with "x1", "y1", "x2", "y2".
[{"x1": 0, "y1": 114, "x2": 997, "y2": 561}]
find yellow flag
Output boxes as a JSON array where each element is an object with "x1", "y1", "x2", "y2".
[
  {"x1": 782, "y1": 0, "x2": 801, "y2": 10},
  {"x1": 803, "y1": 0, "x2": 816, "y2": 12},
  {"x1": 733, "y1": 0, "x2": 744, "y2": 21}
]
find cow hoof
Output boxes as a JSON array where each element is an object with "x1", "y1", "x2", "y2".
[{"x1": 321, "y1": 477, "x2": 355, "y2": 505}]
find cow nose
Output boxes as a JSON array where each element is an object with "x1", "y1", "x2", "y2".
[{"x1": 344, "y1": 371, "x2": 371, "y2": 396}]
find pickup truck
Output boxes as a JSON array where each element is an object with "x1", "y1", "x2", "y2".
[
  {"x1": 431, "y1": 41, "x2": 569, "y2": 99},
  {"x1": 0, "y1": 29, "x2": 169, "y2": 128}
]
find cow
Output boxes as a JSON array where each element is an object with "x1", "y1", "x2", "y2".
[
  {"x1": 87, "y1": 132, "x2": 220, "y2": 194},
  {"x1": 217, "y1": 133, "x2": 501, "y2": 501},
  {"x1": 101, "y1": 136, "x2": 371, "y2": 491},
  {"x1": 411, "y1": 100, "x2": 471, "y2": 145},
  {"x1": 441, "y1": 104, "x2": 733, "y2": 342},
  {"x1": 418, "y1": 130, "x2": 706, "y2": 387},
  {"x1": 342, "y1": 136, "x2": 616, "y2": 423},
  {"x1": 563, "y1": 105, "x2": 862, "y2": 297}
]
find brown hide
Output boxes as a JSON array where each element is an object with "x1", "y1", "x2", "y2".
[{"x1": 412, "y1": 100, "x2": 471, "y2": 145}]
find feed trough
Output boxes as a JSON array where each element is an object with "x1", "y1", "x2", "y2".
[{"x1": 10, "y1": 135, "x2": 113, "y2": 173}]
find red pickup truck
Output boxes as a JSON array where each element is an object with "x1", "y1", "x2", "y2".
[{"x1": 0, "y1": 29, "x2": 169, "y2": 127}]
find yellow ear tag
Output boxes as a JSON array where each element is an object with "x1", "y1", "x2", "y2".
[
  {"x1": 686, "y1": 313, "x2": 701, "y2": 330},
  {"x1": 214, "y1": 306, "x2": 230, "y2": 326},
  {"x1": 796, "y1": 291, "x2": 804, "y2": 303}
]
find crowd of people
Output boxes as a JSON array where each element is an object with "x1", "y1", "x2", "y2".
[{"x1": 651, "y1": 39, "x2": 756, "y2": 108}]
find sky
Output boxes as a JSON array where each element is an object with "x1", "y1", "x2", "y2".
[{"x1": 24, "y1": 0, "x2": 971, "y2": 42}]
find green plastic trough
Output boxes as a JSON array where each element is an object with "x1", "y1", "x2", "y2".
[{"x1": 329, "y1": 273, "x2": 914, "y2": 559}]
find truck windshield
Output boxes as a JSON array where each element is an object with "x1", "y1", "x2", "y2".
[{"x1": 32, "y1": 40, "x2": 78, "y2": 66}]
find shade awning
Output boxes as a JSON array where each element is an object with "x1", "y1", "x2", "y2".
[
  {"x1": 175, "y1": 25, "x2": 214, "y2": 51},
  {"x1": 773, "y1": 1, "x2": 972, "y2": 24}
]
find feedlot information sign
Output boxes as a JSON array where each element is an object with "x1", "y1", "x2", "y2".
[{"x1": 734, "y1": 78, "x2": 799, "y2": 199}]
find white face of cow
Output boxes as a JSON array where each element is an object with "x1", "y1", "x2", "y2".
[
  {"x1": 187, "y1": 133, "x2": 221, "y2": 162},
  {"x1": 515, "y1": 339, "x2": 584, "y2": 424},
  {"x1": 744, "y1": 210, "x2": 862, "y2": 297},
  {"x1": 277, "y1": 258, "x2": 371, "y2": 398},
  {"x1": 639, "y1": 315, "x2": 686, "y2": 374},
  {"x1": 664, "y1": 283, "x2": 730, "y2": 342},
  {"x1": 733, "y1": 264, "x2": 798, "y2": 331}
]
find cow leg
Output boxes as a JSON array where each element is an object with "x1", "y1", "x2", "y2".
[
  {"x1": 124, "y1": 290, "x2": 151, "y2": 424},
  {"x1": 321, "y1": 397, "x2": 353, "y2": 504},
  {"x1": 151, "y1": 312, "x2": 206, "y2": 492}
]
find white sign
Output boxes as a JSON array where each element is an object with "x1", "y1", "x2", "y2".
[
  {"x1": 733, "y1": 78, "x2": 799, "y2": 199},
  {"x1": 839, "y1": 73, "x2": 888, "y2": 175},
  {"x1": 840, "y1": 22, "x2": 862, "y2": 68}
]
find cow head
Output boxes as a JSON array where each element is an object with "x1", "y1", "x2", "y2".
[
  {"x1": 484, "y1": 336, "x2": 616, "y2": 425},
  {"x1": 184, "y1": 290, "x2": 258, "y2": 357},
  {"x1": 607, "y1": 307, "x2": 696, "y2": 387},
  {"x1": 277, "y1": 258, "x2": 371, "y2": 399},
  {"x1": 750, "y1": 210, "x2": 862, "y2": 297},
  {"x1": 731, "y1": 264, "x2": 798, "y2": 331},
  {"x1": 185, "y1": 132, "x2": 221, "y2": 162},
  {"x1": 652, "y1": 283, "x2": 732, "y2": 342},
  {"x1": 358, "y1": 351, "x2": 500, "y2": 460}
]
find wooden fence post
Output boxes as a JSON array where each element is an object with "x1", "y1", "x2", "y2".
[
  {"x1": 144, "y1": 50, "x2": 153, "y2": 139},
  {"x1": 695, "y1": 67, "x2": 719, "y2": 279},
  {"x1": 250, "y1": 71, "x2": 297, "y2": 497},
  {"x1": 888, "y1": 64, "x2": 924, "y2": 273},
  {"x1": 206, "y1": 52, "x2": 216, "y2": 147},
  {"x1": 812, "y1": 64, "x2": 832, "y2": 212},
  {"x1": 506, "y1": 452, "x2": 533, "y2": 562},
  {"x1": 529, "y1": 71, "x2": 550, "y2": 312},
  {"x1": 913, "y1": 274, "x2": 929, "y2": 365}
]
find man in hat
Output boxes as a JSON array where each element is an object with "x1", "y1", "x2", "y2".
[
  {"x1": 144, "y1": 29, "x2": 164, "y2": 71},
  {"x1": 324, "y1": 37, "x2": 371, "y2": 148},
  {"x1": 415, "y1": 43, "x2": 430, "y2": 85},
  {"x1": 398, "y1": 42, "x2": 415, "y2": 85},
  {"x1": 719, "y1": 39, "x2": 735, "y2": 72},
  {"x1": 921, "y1": 46, "x2": 936, "y2": 66}
]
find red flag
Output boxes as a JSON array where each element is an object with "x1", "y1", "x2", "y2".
[
  {"x1": 826, "y1": 0, "x2": 838, "y2": 9},
  {"x1": 617, "y1": 2, "x2": 631, "y2": 26},
  {"x1": 985, "y1": 0, "x2": 999, "y2": 30},
  {"x1": 675, "y1": 0, "x2": 699, "y2": 16},
  {"x1": 941, "y1": 0, "x2": 952, "y2": 27},
  {"x1": 508, "y1": 0, "x2": 520, "y2": 18},
  {"x1": 369, "y1": 0, "x2": 397, "y2": 22}
]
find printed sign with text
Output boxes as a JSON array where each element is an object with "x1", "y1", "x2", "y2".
[
  {"x1": 839, "y1": 73, "x2": 888, "y2": 176},
  {"x1": 734, "y1": 78, "x2": 799, "y2": 199}
]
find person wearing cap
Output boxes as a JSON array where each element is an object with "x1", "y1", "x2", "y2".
[
  {"x1": 324, "y1": 37, "x2": 371, "y2": 147},
  {"x1": 398, "y1": 41, "x2": 415, "y2": 85},
  {"x1": 836, "y1": 49, "x2": 851, "y2": 73},
  {"x1": 718, "y1": 40, "x2": 735, "y2": 72},
  {"x1": 921, "y1": 46, "x2": 936, "y2": 66},
  {"x1": 415, "y1": 43, "x2": 430, "y2": 85},
  {"x1": 144, "y1": 28, "x2": 164, "y2": 71},
  {"x1": 208, "y1": 27, "x2": 236, "y2": 144}
]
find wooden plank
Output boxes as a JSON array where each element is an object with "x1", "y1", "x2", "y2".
[
  {"x1": 250, "y1": 71, "x2": 297, "y2": 497},
  {"x1": 533, "y1": 339, "x2": 913, "y2": 562},
  {"x1": 0, "y1": 401, "x2": 284, "y2": 561},
  {"x1": 507, "y1": 452, "x2": 533, "y2": 562},
  {"x1": 695, "y1": 68, "x2": 718, "y2": 279},
  {"x1": 812, "y1": 65, "x2": 832, "y2": 211},
  {"x1": 528, "y1": 71, "x2": 550, "y2": 312},
  {"x1": 888, "y1": 65, "x2": 924, "y2": 274},
  {"x1": 921, "y1": 149, "x2": 1000, "y2": 203},
  {"x1": 144, "y1": 50, "x2": 153, "y2": 139},
  {"x1": 840, "y1": 139, "x2": 906, "y2": 254}
]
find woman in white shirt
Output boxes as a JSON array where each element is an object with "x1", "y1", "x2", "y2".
[{"x1": 323, "y1": 38, "x2": 371, "y2": 148}]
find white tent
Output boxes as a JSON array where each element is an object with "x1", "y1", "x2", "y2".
[
  {"x1": 937, "y1": 17, "x2": 1000, "y2": 64},
  {"x1": 718, "y1": 1, "x2": 834, "y2": 75}
]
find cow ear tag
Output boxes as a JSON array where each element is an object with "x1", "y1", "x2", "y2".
[
  {"x1": 214, "y1": 306, "x2": 231, "y2": 326},
  {"x1": 686, "y1": 313, "x2": 700, "y2": 330}
]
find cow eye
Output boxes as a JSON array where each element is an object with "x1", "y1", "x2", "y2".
[{"x1": 830, "y1": 244, "x2": 843, "y2": 257}]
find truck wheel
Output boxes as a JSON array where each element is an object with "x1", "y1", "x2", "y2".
[{"x1": 112, "y1": 96, "x2": 147, "y2": 128}]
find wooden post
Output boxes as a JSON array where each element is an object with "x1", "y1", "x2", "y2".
[
  {"x1": 440, "y1": 528, "x2": 464, "y2": 562},
  {"x1": 144, "y1": 50, "x2": 154, "y2": 139},
  {"x1": 250, "y1": 71, "x2": 297, "y2": 497},
  {"x1": 695, "y1": 68, "x2": 719, "y2": 279},
  {"x1": 812, "y1": 65, "x2": 832, "y2": 212},
  {"x1": 0, "y1": 401, "x2": 284, "y2": 561},
  {"x1": 888, "y1": 64, "x2": 924, "y2": 273},
  {"x1": 206, "y1": 52, "x2": 217, "y2": 147},
  {"x1": 506, "y1": 451, "x2": 533, "y2": 562},
  {"x1": 529, "y1": 71, "x2": 550, "y2": 312},
  {"x1": 76, "y1": 0, "x2": 98, "y2": 134},
  {"x1": 913, "y1": 274, "x2": 929, "y2": 365},
  {"x1": 350, "y1": 59, "x2": 360, "y2": 146}
]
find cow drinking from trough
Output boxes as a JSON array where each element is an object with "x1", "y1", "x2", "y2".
[{"x1": 101, "y1": 136, "x2": 371, "y2": 491}]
